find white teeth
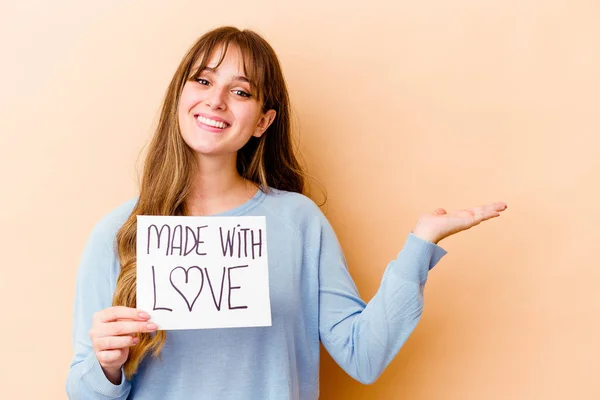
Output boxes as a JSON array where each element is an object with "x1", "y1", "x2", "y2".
[{"x1": 197, "y1": 115, "x2": 227, "y2": 129}]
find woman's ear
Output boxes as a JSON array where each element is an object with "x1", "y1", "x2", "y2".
[{"x1": 253, "y1": 109, "x2": 277, "y2": 138}]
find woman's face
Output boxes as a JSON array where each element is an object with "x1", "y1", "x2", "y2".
[{"x1": 178, "y1": 45, "x2": 275, "y2": 159}]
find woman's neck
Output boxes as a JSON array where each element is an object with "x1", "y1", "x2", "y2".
[{"x1": 185, "y1": 154, "x2": 258, "y2": 216}]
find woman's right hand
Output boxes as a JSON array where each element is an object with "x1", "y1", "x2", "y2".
[{"x1": 89, "y1": 306, "x2": 158, "y2": 384}]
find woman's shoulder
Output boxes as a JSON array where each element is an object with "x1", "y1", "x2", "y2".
[
  {"x1": 87, "y1": 197, "x2": 138, "y2": 243},
  {"x1": 259, "y1": 188, "x2": 331, "y2": 237},
  {"x1": 263, "y1": 188, "x2": 323, "y2": 216}
]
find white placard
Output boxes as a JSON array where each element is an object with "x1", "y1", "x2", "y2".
[{"x1": 136, "y1": 215, "x2": 271, "y2": 330}]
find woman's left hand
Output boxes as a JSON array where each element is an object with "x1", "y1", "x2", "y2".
[{"x1": 412, "y1": 201, "x2": 508, "y2": 244}]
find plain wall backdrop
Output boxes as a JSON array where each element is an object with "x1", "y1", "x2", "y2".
[{"x1": 1, "y1": 0, "x2": 599, "y2": 398}]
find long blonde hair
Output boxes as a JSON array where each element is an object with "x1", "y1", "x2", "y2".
[{"x1": 112, "y1": 26, "x2": 307, "y2": 379}]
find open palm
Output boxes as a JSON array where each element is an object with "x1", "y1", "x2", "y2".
[{"x1": 412, "y1": 201, "x2": 508, "y2": 244}]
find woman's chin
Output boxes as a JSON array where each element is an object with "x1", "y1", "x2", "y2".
[
  {"x1": 188, "y1": 145, "x2": 236, "y2": 160},
  {"x1": 183, "y1": 138, "x2": 220, "y2": 155}
]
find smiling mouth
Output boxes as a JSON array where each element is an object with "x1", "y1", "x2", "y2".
[{"x1": 194, "y1": 115, "x2": 230, "y2": 129}]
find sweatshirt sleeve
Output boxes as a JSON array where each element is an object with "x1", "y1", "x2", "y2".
[
  {"x1": 317, "y1": 216, "x2": 447, "y2": 385},
  {"x1": 66, "y1": 214, "x2": 132, "y2": 399}
]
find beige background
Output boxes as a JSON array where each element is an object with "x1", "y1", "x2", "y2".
[{"x1": 1, "y1": 0, "x2": 599, "y2": 399}]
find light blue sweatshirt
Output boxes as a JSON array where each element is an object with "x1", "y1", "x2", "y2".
[{"x1": 66, "y1": 188, "x2": 447, "y2": 399}]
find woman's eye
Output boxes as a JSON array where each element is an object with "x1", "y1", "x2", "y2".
[
  {"x1": 233, "y1": 90, "x2": 251, "y2": 98},
  {"x1": 195, "y1": 78, "x2": 210, "y2": 86}
]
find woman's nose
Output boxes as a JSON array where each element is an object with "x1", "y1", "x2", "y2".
[{"x1": 205, "y1": 86, "x2": 227, "y2": 110}]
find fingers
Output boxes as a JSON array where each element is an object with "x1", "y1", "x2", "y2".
[
  {"x1": 94, "y1": 306, "x2": 151, "y2": 323},
  {"x1": 484, "y1": 201, "x2": 507, "y2": 212},
  {"x1": 480, "y1": 211, "x2": 501, "y2": 221},
  {"x1": 464, "y1": 202, "x2": 507, "y2": 219},
  {"x1": 93, "y1": 320, "x2": 158, "y2": 338},
  {"x1": 471, "y1": 207, "x2": 497, "y2": 221},
  {"x1": 482, "y1": 202, "x2": 506, "y2": 219},
  {"x1": 96, "y1": 349, "x2": 127, "y2": 365},
  {"x1": 89, "y1": 307, "x2": 156, "y2": 372},
  {"x1": 95, "y1": 335, "x2": 140, "y2": 351}
]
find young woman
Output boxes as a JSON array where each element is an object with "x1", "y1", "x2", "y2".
[{"x1": 66, "y1": 26, "x2": 507, "y2": 399}]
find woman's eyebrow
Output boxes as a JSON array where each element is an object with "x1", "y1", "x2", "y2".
[{"x1": 202, "y1": 67, "x2": 250, "y2": 84}]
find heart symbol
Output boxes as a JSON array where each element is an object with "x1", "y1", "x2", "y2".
[{"x1": 169, "y1": 266, "x2": 204, "y2": 312}]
